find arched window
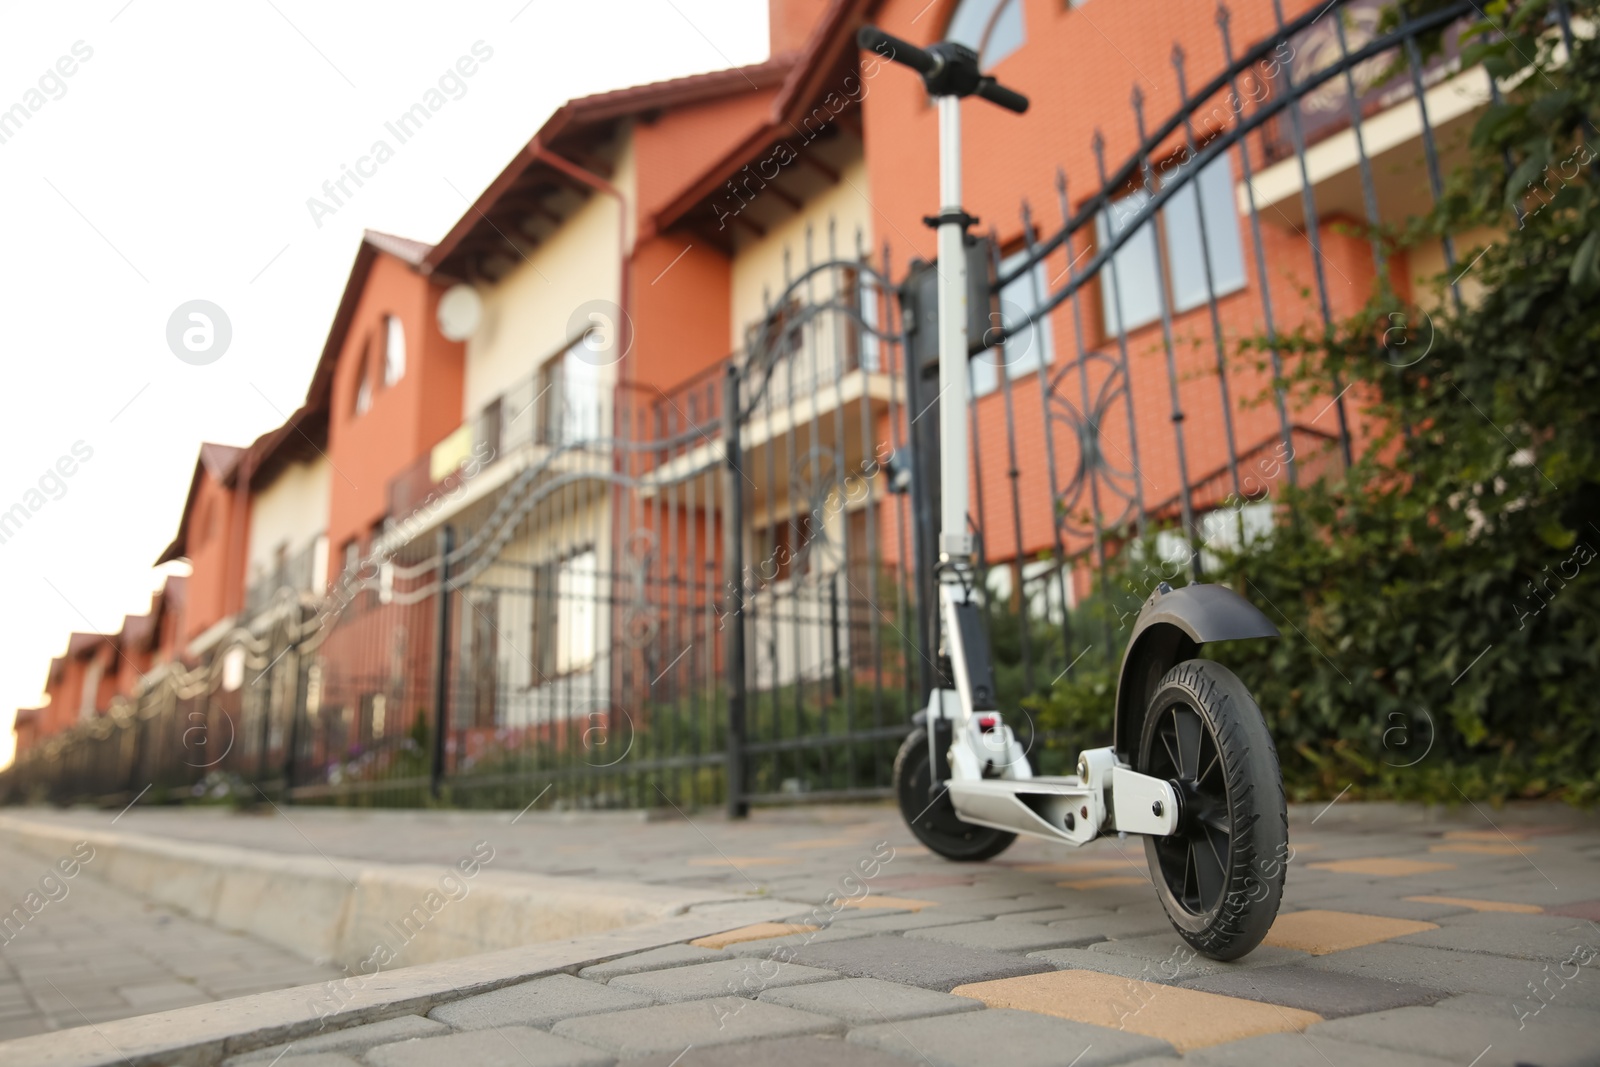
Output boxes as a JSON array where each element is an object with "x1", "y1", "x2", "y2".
[
  {"x1": 354, "y1": 337, "x2": 373, "y2": 415},
  {"x1": 947, "y1": 0, "x2": 1026, "y2": 67},
  {"x1": 382, "y1": 314, "x2": 406, "y2": 385}
]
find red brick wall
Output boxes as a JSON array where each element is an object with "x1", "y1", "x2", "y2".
[
  {"x1": 859, "y1": 0, "x2": 1378, "y2": 568},
  {"x1": 325, "y1": 253, "x2": 465, "y2": 580},
  {"x1": 635, "y1": 91, "x2": 775, "y2": 223},
  {"x1": 182, "y1": 472, "x2": 245, "y2": 644}
]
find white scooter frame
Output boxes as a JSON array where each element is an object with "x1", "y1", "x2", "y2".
[
  {"x1": 862, "y1": 24, "x2": 1289, "y2": 960},
  {"x1": 911, "y1": 65, "x2": 1180, "y2": 852}
]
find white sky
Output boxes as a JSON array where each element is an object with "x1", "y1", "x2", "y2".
[{"x1": 0, "y1": 0, "x2": 770, "y2": 767}]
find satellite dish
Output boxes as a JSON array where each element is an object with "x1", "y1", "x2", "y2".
[{"x1": 436, "y1": 284, "x2": 482, "y2": 341}]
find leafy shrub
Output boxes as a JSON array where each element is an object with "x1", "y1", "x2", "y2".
[{"x1": 1038, "y1": 0, "x2": 1600, "y2": 805}]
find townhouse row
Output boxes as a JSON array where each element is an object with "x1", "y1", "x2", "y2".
[{"x1": 12, "y1": 0, "x2": 1488, "y2": 775}]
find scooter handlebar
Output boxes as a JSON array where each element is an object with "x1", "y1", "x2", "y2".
[
  {"x1": 856, "y1": 25, "x2": 938, "y2": 76},
  {"x1": 975, "y1": 77, "x2": 1029, "y2": 114},
  {"x1": 856, "y1": 25, "x2": 1030, "y2": 114}
]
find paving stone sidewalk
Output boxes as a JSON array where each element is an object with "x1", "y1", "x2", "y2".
[
  {"x1": 0, "y1": 838, "x2": 339, "y2": 1041},
  {"x1": 4, "y1": 799, "x2": 1599, "y2": 1065}
]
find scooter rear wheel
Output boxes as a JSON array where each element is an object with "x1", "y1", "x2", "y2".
[
  {"x1": 894, "y1": 725, "x2": 1015, "y2": 862},
  {"x1": 1138, "y1": 659, "x2": 1287, "y2": 961}
]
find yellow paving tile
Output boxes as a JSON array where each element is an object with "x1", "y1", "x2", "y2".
[
  {"x1": 689, "y1": 922, "x2": 818, "y2": 949},
  {"x1": 1307, "y1": 857, "x2": 1455, "y2": 877},
  {"x1": 775, "y1": 837, "x2": 858, "y2": 850},
  {"x1": 841, "y1": 895, "x2": 939, "y2": 911},
  {"x1": 1429, "y1": 842, "x2": 1535, "y2": 857},
  {"x1": 1019, "y1": 859, "x2": 1147, "y2": 874},
  {"x1": 685, "y1": 856, "x2": 797, "y2": 867},
  {"x1": 1058, "y1": 875, "x2": 1150, "y2": 890},
  {"x1": 1405, "y1": 895, "x2": 1544, "y2": 914},
  {"x1": 952, "y1": 969, "x2": 1322, "y2": 1052},
  {"x1": 1443, "y1": 829, "x2": 1533, "y2": 842},
  {"x1": 1262, "y1": 909, "x2": 1437, "y2": 954}
]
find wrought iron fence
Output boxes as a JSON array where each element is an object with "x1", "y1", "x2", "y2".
[{"x1": 4, "y1": 0, "x2": 1512, "y2": 812}]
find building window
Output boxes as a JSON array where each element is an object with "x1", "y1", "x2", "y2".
[
  {"x1": 354, "y1": 338, "x2": 373, "y2": 415},
  {"x1": 842, "y1": 267, "x2": 882, "y2": 374},
  {"x1": 382, "y1": 314, "x2": 406, "y2": 386},
  {"x1": 947, "y1": 0, "x2": 1026, "y2": 66},
  {"x1": 1096, "y1": 152, "x2": 1248, "y2": 336},
  {"x1": 971, "y1": 248, "x2": 1055, "y2": 398},
  {"x1": 541, "y1": 341, "x2": 603, "y2": 447},
  {"x1": 531, "y1": 547, "x2": 598, "y2": 678},
  {"x1": 341, "y1": 537, "x2": 360, "y2": 579},
  {"x1": 753, "y1": 513, "x2": 819, "y2": 586},
  {"x1": 1151, "y1": 501, "x2": 1275, "y2": 576}
]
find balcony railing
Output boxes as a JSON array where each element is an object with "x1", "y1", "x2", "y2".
[{"x1": 243, "y1": 537, "x2": 324, "y2": 617}]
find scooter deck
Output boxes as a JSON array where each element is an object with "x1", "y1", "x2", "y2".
[{"x1": 948, "y1": 775, "x2": 1100, "y2": 846}]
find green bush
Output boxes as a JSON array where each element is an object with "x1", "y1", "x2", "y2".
[{"x1": 1038, "y1": 0, "x2": 1600, "y2": 805}]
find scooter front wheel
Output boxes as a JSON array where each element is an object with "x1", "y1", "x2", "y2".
[
  {"x1": 1138, "y1": 659, "x2": 1287, "y2": 961},
  {"x1": 894, "y1": 725, "x2": 1015, "y2": 862}
]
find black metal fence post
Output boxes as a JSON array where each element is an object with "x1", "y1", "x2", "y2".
[
  {"x1": 431, "y1": 525, "x2": 454, "y2": 801},
  {"x1": 722, "y1": 365, "x2": 749, "y2": 818},
  {"x1": 282, "y1": 641, "x2": 305, "y2": 793}
]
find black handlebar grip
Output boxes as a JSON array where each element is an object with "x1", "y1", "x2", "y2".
[
  {"x1": 976, "y1": 77, "x2": 1030, "y2": 114},
  {"x1": 856, "y1": 25, "x2": 938, "y2": 75}
]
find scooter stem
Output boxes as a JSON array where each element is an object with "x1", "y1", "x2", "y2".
[{"x1": 935, "y1": 95, "x2": 972, "y2": 566}]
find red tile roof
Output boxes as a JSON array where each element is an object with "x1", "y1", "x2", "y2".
[{"x1": 425, "y1": 55, "x2": 796, "y2": 274}]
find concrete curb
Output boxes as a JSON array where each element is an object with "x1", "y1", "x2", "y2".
[
  {"x1": 0, "y1": 897, "x2": 813, "y2": 1067},
  {"x1": 0, "y1": 813, "x2": 749, "y2": 969}
]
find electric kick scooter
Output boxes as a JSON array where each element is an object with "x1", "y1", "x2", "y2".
[{"x1": 859, "y1": 25, "x2": 1289, "y2": 960}]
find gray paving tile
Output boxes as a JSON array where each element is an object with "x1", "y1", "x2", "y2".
[
  {"x1": 1185, "y1": 1031, "x2": 1459, "y2": 1067},
  {"x1": 780, "y1": 934, "x2": 1052, "y2": 991},
  {"x1": 263, "y1": 1056, "x2": 363, "y2": 1067},
  {"x1": 938, "y1": 894, "x2": 1092, "y2": 917},
  {"x1": 427, "y1": 973, "x2": 655, "y2": 1029},
  {"x1": 577, "y1": 944, "x2": 722, "y2": 981},
  {"x1": 905, "y1": 919, "x2": 1089, "y2": 953},
  {"x1": 1181, "y1": 963, "x2": 1448, "y2": 1017},
  {"x1": 0, "y1": 1017, "x2": 50, "y2": 1041},
  {"x1": 1431, "y1": 992, "x2": 1600, "y2": 1028},
  {"x1": 759, "y1": 975, "x2": 983, "y2": 1024},
  {"x1": 224, "y1": 1013, "x2": 448, "y2": 1064},
  {"x1": 825, "y1": 910, "x2": 977, "y2": 933},
  {"x1": 114, "y1": 981, "x2": 211, "y2": 1009},
  {"x1": 607, "y1": 959, "x2": 837, "y2": 1003},
  {"x1": 1040, "y1": 913, "x2": 1176, "y2": 946},
  {"x1": 1391, "y1": 911, "x2": 1600, "y2": 960},
  {"x1": 1309, "y1": 1005, "x2": 1598, "y2": 1067},
  {"x1": 848, "y1": 1006, "x2": 1173, "y2": 1067},
  {"x1": 1026, "y1": 947, "x2": 1207, "y2": 983},
  {"x1": 551, "y1": 997, "x2": 841, "y2": 1056},
  {"x1": 366, "y1": 1026, "x2": 612, "y2": 1067},
  {"x1": 995, "y1": 906, "x2": 1114, "y2": 924},
  {"x1": 1300, "y1": 942, "x2": 1540, "y2": 995},
  {"x1": 620, "y1": 1034, "x2": 915, "y2": 1066},
  {"x1": 720, "y1": 924, "x2": 875, "y2": 958},
  {"x1": 1090, "y1": 935, "x2": 1309, "y2": 971}
]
